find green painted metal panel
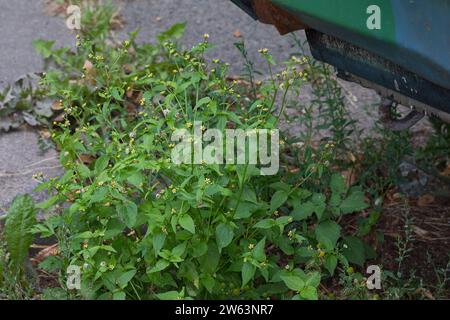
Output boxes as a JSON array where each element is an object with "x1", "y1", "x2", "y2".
[
  {"x1": 271, "y1": 0, "x2": 450, "y2": 89},
  {"x1": 273, "y1": 0, "x2": 396, "y2": 42}
]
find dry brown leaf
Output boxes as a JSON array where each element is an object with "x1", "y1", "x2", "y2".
[
  {"x1": 123, "y1": 64, "x2": 133, "y2": 75},
  {"x1": 383, "y1": 189, "x2": 402, "y2": 204},
  {"x1": 289, "y1": 167, "x2": 300, "y2": 174},
  {"x1": 440, "y1": 164, "x2": 450, "y2": 177},
  {"x1": 417, "y1": 194, "x2": 435, "y2": 207},
  {"x1": 416, "y1": 288, "x2": 435, "y2": 300},
  {"x1": 83, "y1": 60, "x2": 97, "y2": 81},
  {"x1": 126, "y1": 86, "x2": 134, "y2": 98},
  {"x1": 127, "y1": 46, "x2": 137, "y2": 57},
  {"x1": 79, "y1": 154, "x2": 95, "y2": 165},
  {"x1": 125, "y1": 103, "x2": 138, "y2": 115},
  {"x1": 39, "y1": 129, "x2": 51, "y2": 139},
  {"x1": 69, "y1": 80, "x2": 83, "y2": 85},
  {"x1": 347, "y1": 152, "x2": 357, "y2": 163},
  {"x1": 341, "y1": 168, "x2": 357, "y2": 188},
  {"x1": 392, "y1": 193, "x2": 404, "y2": 200},
  {"x1": 413, "y1": 226, "x2": 429, "y2": 238},
  {"x1": 53, "y1": 112, "x2": 66, "y2": 122},
  {"x1": 83, "y1": 60, "x2": 94, "y2": 72},
  {"x1": 110, "y1": 11, "x2": 125, "y2": 30},
  {"x1": 43, "y1": 0, "x2": 67, "y2": 16},
  {"x1": 51, "y1": 101, "x2": 63, "y2": 111},
  {"x1": 31, "y1": 244, "x2": 59, "y2": 266},
  {"x1": 226, "y1": 76, "x2": 250, "y2": 86},
  {"x1": 134, "y1": 92, "x2": 144, "y2": 104},
  {"x1": 233, "y1": 30, "x2": 243, "y2": 38}
]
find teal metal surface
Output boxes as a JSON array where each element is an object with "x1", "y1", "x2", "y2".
[{"x1": 272, "y1": 0, "x2": 450, "y2": 89}]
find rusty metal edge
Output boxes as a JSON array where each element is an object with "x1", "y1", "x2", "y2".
[{"x1": 251, "y1": 0, "x2": 307, "y2": 35}]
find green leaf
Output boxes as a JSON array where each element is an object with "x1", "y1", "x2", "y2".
[
  {"x1": 234, "y1": 202, "x2": 256, "y2": 219},
  {"x1": 32, "y1": 39, "x2": 55, "y2": 58},
  {"x1": 330, "y1": 173, "x2": 346, "y2": 194},
  {"x1": 75, "y1": 231, "x2": 94, "y2": 239},
  {"x1": 198, "y1": 244, "x2": 220, "y2": 273},
  {"x1": 113, "y1": 291, "x2": 126, "y2": 300},
  {"x1": 179, "y1": 214, "x2": 195, "y2": 234},
  {"x1": 90, "y1": 187, "x2": 108, "y2": 204},
  {"x1": 329, "y1": 193, "x2": 342, "y2": 215},
  {"x1": 153, "y1": 233, "x2": 166, "y2": 257},
  {"x1": 157, "y1": 22, "x2": 186, "y2": 42},
  {"x1": 127, "y1": 172, "x2": 144, "y2": 189},
  {"x1": 242, "y1": 263, "x2": 256, "y2": 287},
  {"x1": 95, "y1": 155, "x2": 110, "y2": 173},
  {"x1": 36, "y1": 195, "x2": 59, "y2": 210},
  {"x1": 38, "y1": 256, "x2": 62, "y2": 273},
  {"x1": 156, "y1": 290, "x2": 181, "y2": 300},
  {"x1": 77, "y1": 163, "x2": 91, "y2": 179},
  {"x1": 275, "y1": 216, "x2": 292, "y2": 233},
  {"x1": 116, "y1": 202, "x2": 138, "y2": 228},
  {"x1": 270, "y1": 190, "x2": 288, "y2": 212},
  {"x1": 215, "y1": 223, "x2": 234, "y2": 252},
  {"x1": 364, "y1": 243, "x2": 378, "y2": 260},
  {"x1": 315, "y1": 220, "x2": 341, "y2": 251},
  {"x1": 357, "y1": 210, "x2": 380, "y2": 237},
  {"x1": 270, "y1": 182, "x2": 291, "y2": 193},
  {"x1": 195, "y1": 97, "x2": 211, "y2": 110},
  {"x1": 340, "y1": 190, "x2": 369, "y2": 214},
  {"x1": 5, "y1": 195, "x2": 36, "y2": 274},
  {"x1": 300, "y1": 286, "x2": 318, "y2": 300},
  {"x1": 252, "y1": 237, "x2": 266, "y2": 262},
  {"x1": 192, "y1": 242, "x2": 208, "y2": 258},
  {"x1": 110, "y1": 87, "x2": 124, "y2": 101},
  {"x1": 324, "y1": 255, "x2": 338, "y2": 276},
  {"x1": 253, "y1": 219, "x2": 276, "y2": 229},
  {"x1": 280, "y1": 275, "x2": 305, "y2": 292},
  {"x1": 305, "y1": 272, "x2": 321, "y2": 287},
  {"x1": 117, "y1": 269, "x2": 136, "y2": 289},
  {"x1": 311, "y1": 193, "x2": 326, "y2": 220},
  {"x1": 147, "y1": 260, "x2": 170, "y2": 273},
  {"x1": 277, "y1": 237, "x2": 295, "y2": 255},
  {"x1": 42, "y1": 288, "x2": 68, "y2": 300},
  {"x1": 143, "y1": 134, "x2": 154, "y2": 152},
  {"x1": 342, "y1": 236, "x2": 366, "y2": 266},
  {"x1": 241, "y1": 187, "x2": 258, "y2": 204},
  {"x1": 291, "y1": 201, "x2": 314, "y2": 220},
  {"x1": 201, "y1": 274, "x2": 216, "y2": 293},
  {"x1": 172, "y1": 242, "x2": 187, "y2": 257}
]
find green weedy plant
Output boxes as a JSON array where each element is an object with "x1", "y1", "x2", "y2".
[
  {"x1": 0, "y1": 195, "x2": 37, "y2": 298},
  {"x1": 358, "y1": 123, "x2": 412, "y2": 200},
  {"x1": 29, "y1": 4, "x2": 374, "y2": 300},
  {"x1": 0, "y1": 242, "x2": 5, "y2": 288},
  {"x1": 416, "y1": 118, "x2": 450, "y2": 185},
  {"x1": 288, "y1": 34, "x2": 360, "y2": 154},
  {"x1": 5, "y1": 195, "x2": 37, "y2": 275},
  {"x1": 287, "y1": 34, "x2": 416, "y2": 206}
]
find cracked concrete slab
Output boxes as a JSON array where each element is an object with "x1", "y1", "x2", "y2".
[
  {"x1": 0, "y1": 129, "x2": 62, "y2": 215},
  {"x1": 120, "y1": 0, "x2": 303, "y2": 75},
  {"x1": 0, "y1": 0, "x2": 72, "y2": 212},
  {"x1": 0, "y1": 0, "x2": 74, "y2": 87}
]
